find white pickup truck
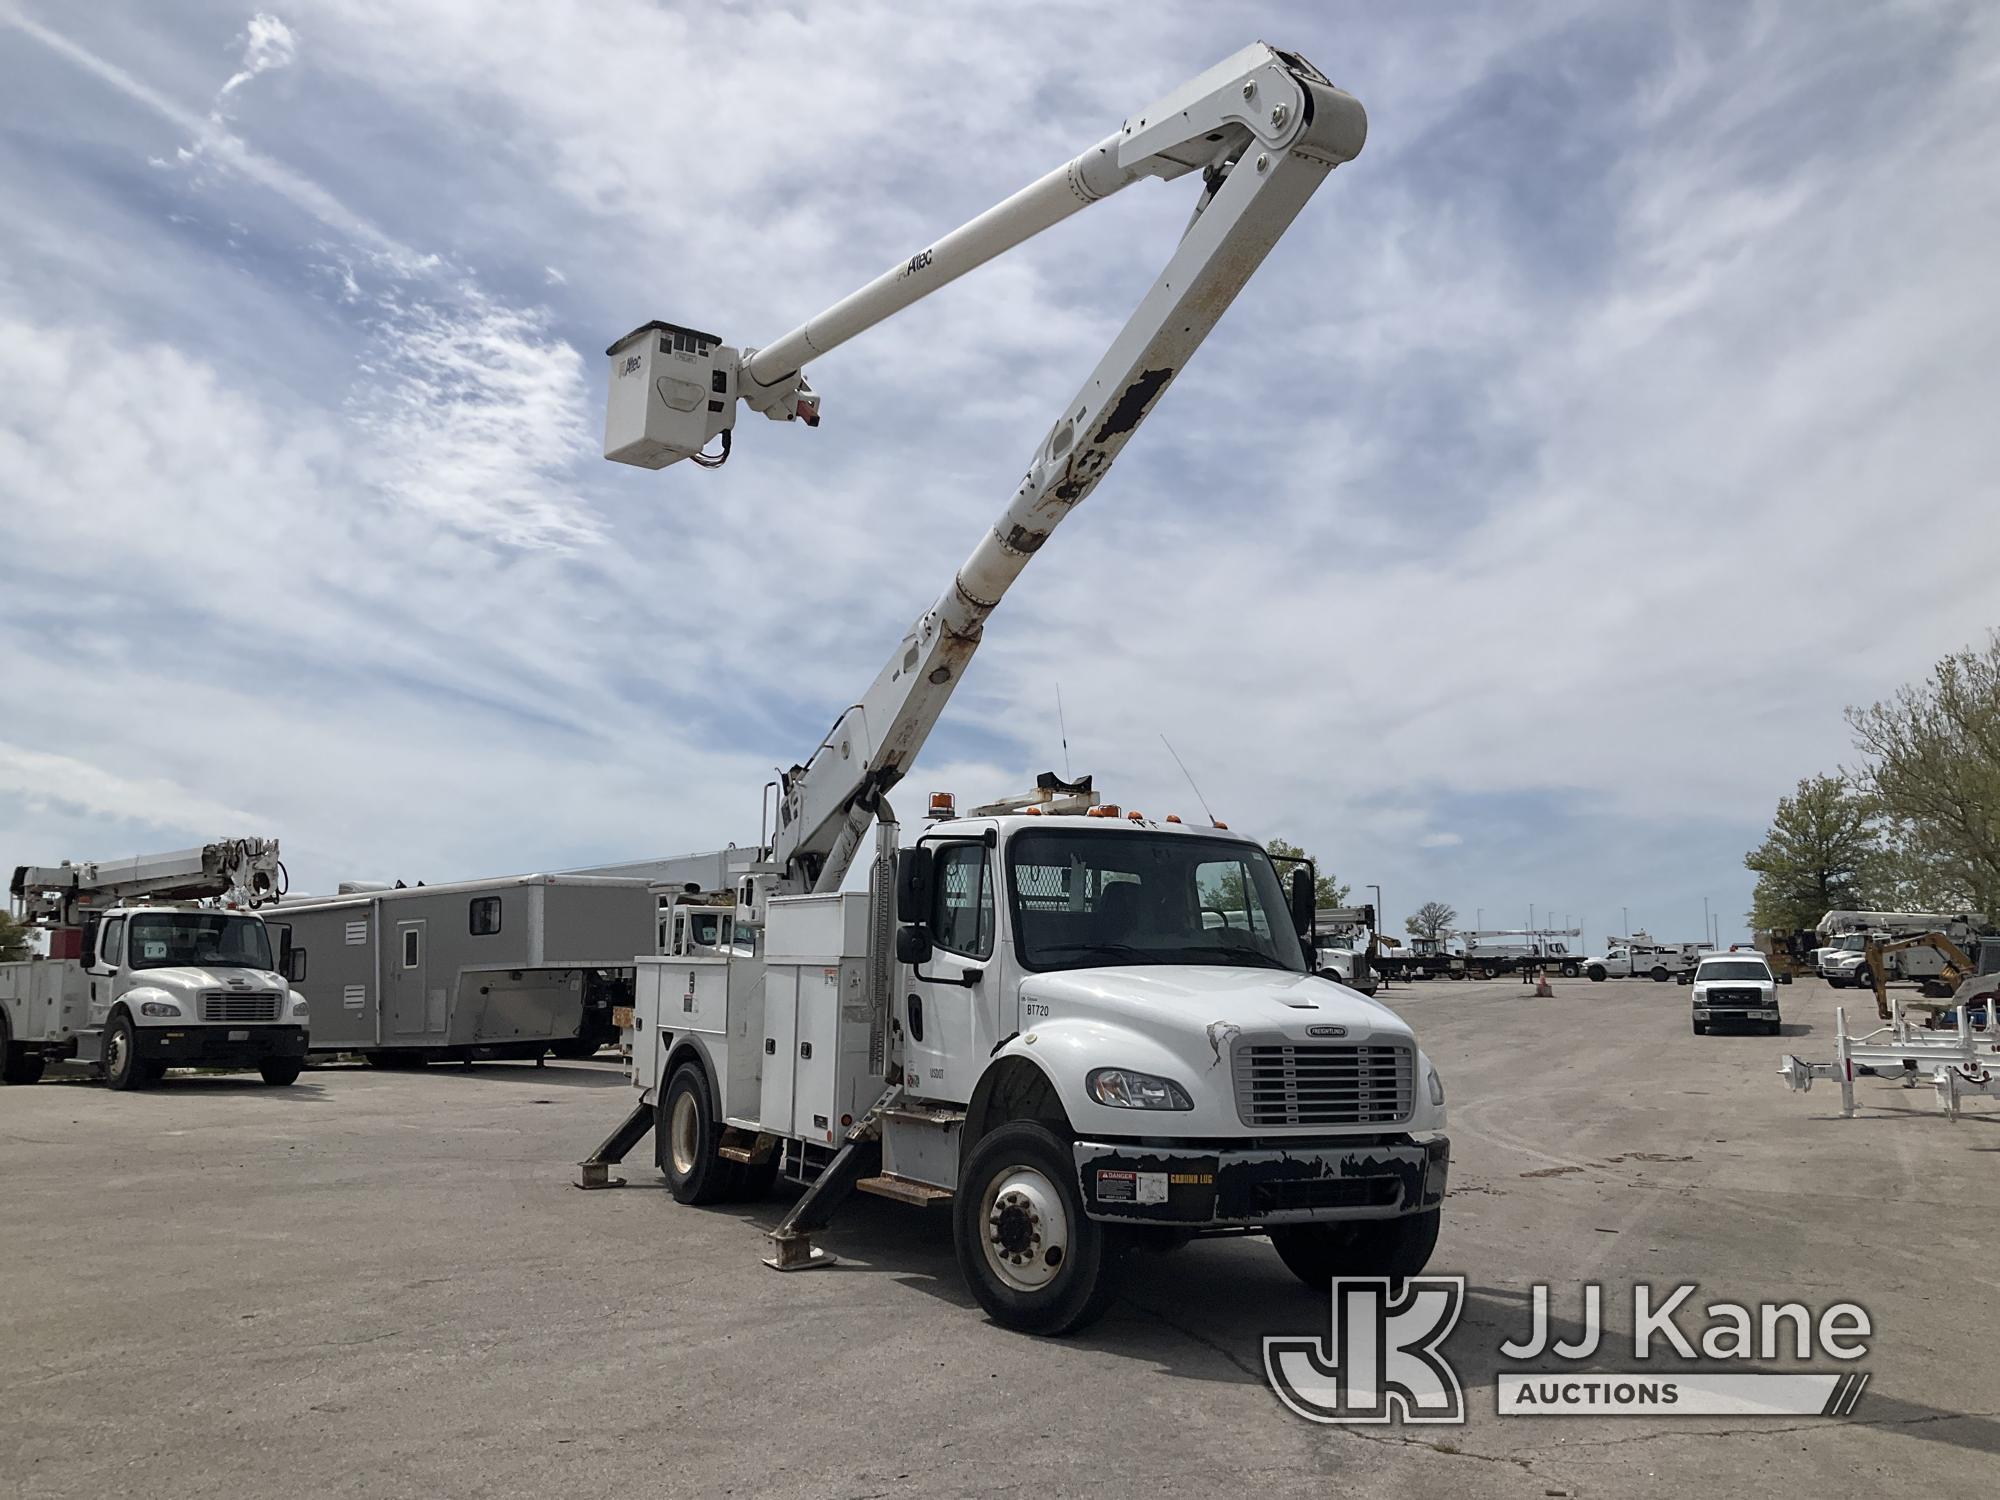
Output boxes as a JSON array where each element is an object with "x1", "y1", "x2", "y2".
[{"x1": 1689, "y1": 952, "x2": 1788, "y2": 1034}]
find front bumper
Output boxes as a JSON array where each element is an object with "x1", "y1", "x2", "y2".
[
  {"x1": 1074, "y1": 1134, "x2": 1449, "y2": 1226},
  {"x1": 135, "y1": 1024, "x2": 309, "y2": 1067},
  {"x1": 1694, "y1": 1007, "x2": 1779, "y2": 1023}
]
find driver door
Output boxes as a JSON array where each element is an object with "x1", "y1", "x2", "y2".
[
  {"x1": 904, "y1": 841, "x2": 999, "y2": 1105},
  {"x1": 87, "y1": 915, "x2": 127, "y2": 1028}
]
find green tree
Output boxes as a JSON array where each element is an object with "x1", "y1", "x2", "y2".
[
  {"x1": 1847, "y1": 633, "x2": 2000, "y2": 915},
  {"x1": 1743, "y1": 774, "x2": 1882, "y2": 932},
  {"x1": 1264, "y1": 838, "x2": 1351, "y2": 907},
  {"x1": 0, "y1": 909, "x2": 31, "y2": 963},
  {"x1": 1406, "y1": 901, "x2": 1457, "y2": 942}
]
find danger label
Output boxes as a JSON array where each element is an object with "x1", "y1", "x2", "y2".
[{"x1": 1097, "y1": 1169, "x2": 1169, "y2": 1204}]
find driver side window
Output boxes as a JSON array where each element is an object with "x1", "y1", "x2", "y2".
[
  {"x1": 1194, "y1": 860, "x2": 1272, "y2": 937},
  {"x1": 932, "y1": 844, "x2": 994, "y2": 959},
  {"x1": 100, "y1": 916, "x2": 126, "y2": 967}
]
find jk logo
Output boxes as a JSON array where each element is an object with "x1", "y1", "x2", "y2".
[{"x1": 1265, "y1": 1277, "x2": 1466, "y2": 1424}]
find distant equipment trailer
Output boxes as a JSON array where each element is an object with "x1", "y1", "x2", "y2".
[{"x1": 273, "y1": 874, "x2": 655, "y2": 1065}]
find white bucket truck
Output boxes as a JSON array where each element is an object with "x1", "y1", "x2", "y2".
[
  {"x1": 579, "y1": 44, "x2": 1450, "y2": 1334},
  {"x1": 1, "y1": 839, "x2": 307, "y2": 1088}
]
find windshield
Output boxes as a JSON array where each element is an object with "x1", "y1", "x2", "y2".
[
  {"x1": 1832, "y1": 935, "x2": 1868, "y2": 951},
  {"x1": 126, "y1": 913, "x2": 274, "y2": 971},
  {"x1": 1697, "y1": 960, "x2": 1771, "y2": 982},
  {"x1": 1008, "y1": 829, "x2": 1307, "y2": 974}
]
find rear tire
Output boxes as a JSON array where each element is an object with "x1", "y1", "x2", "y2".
[
  {"x1": 548, "y1": 1037, "x2": 599, "y2": 1061},
  {"x1": 1269, "y1": 1208, "x2": 1441, "y2": 1291},
  {"x1": 1650, "y1": 966, "x2": 1669, "y2": 983},
  {"x1": 954, "y1": 1121, "x2": 1121, "y2": 1336},
  {"x1": 658, "y1": 1062, "x2": 736, "y2": 1204},
  {"x1": 259, "y1": 1059, "x2": 303, "y2": 1086},
  {"x1": 103, "y1": 1013, "x2": 146, "y2": 1090}
]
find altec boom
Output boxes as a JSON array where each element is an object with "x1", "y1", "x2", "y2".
[{"x1": 587, "y1": 43, "x2": 1447, "y2": 1337}]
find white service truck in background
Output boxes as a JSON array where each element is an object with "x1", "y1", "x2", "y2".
[
  {"x1": 1, "y1": 840, "x2": 307, "y2": 1088},
  {"x1": 1583, "y1": 935, "x2": 1709, "y2": 983},
  {"x1": 1812, "y1": 910, "x2": 1984, "y2": 987},
  {"x1": 580, "y1": 44, "x2": 1451, "y2": 1336}
]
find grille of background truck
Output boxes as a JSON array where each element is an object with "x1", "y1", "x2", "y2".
[
  {"x1": 1231, "y1": 1042, "x2": 1414, "y2": 1127},
  {"x1": 198, "y1": 992, "x2": 283, "y2": 1023}
]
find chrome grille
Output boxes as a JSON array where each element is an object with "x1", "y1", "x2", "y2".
[
  {"x1": 199, "y1": 991, "x2": 282, "y2": 1023},
  {"x1": 1232, "y1": 1042, "x2": 1414, "y2": 1127},
  {"x1": 1704, "y1": 987, "x2": 1764, "y2": 1006}
]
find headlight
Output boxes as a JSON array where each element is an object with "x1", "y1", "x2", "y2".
[
  {"x1": 139, "y1": 1001, "x2": 182, "y2": 1018},
  {"x1": 1086, "y1": 1068, "x2": 1193, "y2": 1110},
  {"x1": 1427, "y1": 1066, "x2": 1445, "y2": 1107},
  {"x1": 291, "y1": 996, "x2": 309, "y2": 1017}
]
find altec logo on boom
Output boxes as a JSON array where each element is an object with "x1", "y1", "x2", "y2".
[{"x1": 1265, "y1": 1280, "x2": 1872, "y2": 1424}]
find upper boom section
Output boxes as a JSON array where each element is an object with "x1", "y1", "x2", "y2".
[
  {"x1": 604, "y1": 44, "x2": 1365, "y2": 893},
  {"x1": 11, "y1": 837, "x2": 285, "y2": 925}
]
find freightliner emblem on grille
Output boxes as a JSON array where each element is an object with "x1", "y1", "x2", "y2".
[{"x1": 1306, "y1": 1025, "x2": 1349, "y2": 1038}]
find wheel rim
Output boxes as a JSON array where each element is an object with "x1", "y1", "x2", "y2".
[
  {"x1": 668, "y1": 1089, "x2": 699, "y2": 1177},
  {"x1": 106, "y1": 1024, "x2": 128, "y2": 1078},
  {"x1": 980, "y1": 1165, "x2": 1069, "y2": 1293}
]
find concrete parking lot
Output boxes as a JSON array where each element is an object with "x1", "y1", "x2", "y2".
[{"x1": 4, "y1": 974, "x2": 1994, "y2": 1498}]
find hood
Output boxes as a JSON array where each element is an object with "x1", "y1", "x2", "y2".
[
  {"x1": 131, "y1": 967, "x2": 287, "y2": 993},
  {"x1": 1019, "y1": 965, "x2": 1414, "y2": 1046}
]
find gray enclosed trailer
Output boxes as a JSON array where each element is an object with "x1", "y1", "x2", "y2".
[{"x1": 271, "y1": 874, "x2": 654, "y2": 1064}]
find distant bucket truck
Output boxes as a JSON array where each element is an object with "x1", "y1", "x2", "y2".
[
  {"x1": 1, "y1": 838, "x2": 307, "y2": 1088},
  {"x1": 583, "y1": 44, "x2": 1452, "y2": 1338}
]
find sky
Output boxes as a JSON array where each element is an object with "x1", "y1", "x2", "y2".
[{"x1": 1, "y1": 1, "x2": 1995, "y2": 948}]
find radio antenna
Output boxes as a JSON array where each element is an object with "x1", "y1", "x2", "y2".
[
  {"x1": 1160, "y1": 734, "x2": 1216, "y2": 825},
  {"x1": 1056, "y1": 682, "x2": 1072, "y2": 779}
]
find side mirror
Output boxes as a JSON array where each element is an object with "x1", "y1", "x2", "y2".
[
  {"x1": 1289, "y1": 866, "x2": 1314, "y2": 945},
  {"x1": 895, "y1": 924, "x2": 934, "y2": 966},
  {"x1": 896, "y1": 846, "x2": 935, "y2": 925}
]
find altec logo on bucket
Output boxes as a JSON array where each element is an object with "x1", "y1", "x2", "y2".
[{"x1": 1265, "y1": 1279, "x2": 1872, "y2": 1424}]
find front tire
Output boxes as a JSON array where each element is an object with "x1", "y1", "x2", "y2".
[
  {"x1": 259, "y1": 1059, "x2": 303, "y2": 1086},
  {"x1": 954, "y1": 1121, "x2": 1120, "y2": 1336},
  {"x1": 1692, "y1": 1019, "x2": 1708, "y2": 1035},
  {"x1": 1269, "y1": 1208, "x2": 1441, "y2": 1290},
  {"x1": 1587, "y1": 965, "x2": 1607, "y2": 983},
  {"x1": 658, "y1": 1062, "x2": 736, "y2": 1204},
  {"x1": 103, "y1": 1013, "x2": 147, "y2": 1090}
]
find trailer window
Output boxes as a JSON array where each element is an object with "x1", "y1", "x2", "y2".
[
  {"x1": 469, "y1": 896, "x2": 502, "y2": 936},
  {"x1": 402, "y1": 928, "x2": 420, "y2": 968},
  {"x1": 932, "y1": 844, "x2": 994, "y2": 959}
]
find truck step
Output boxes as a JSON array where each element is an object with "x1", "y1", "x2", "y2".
[
  {"x1": 855, "y1": 1174, "x2": 953, "y2": 1207},
  {"x1": 717, "y1": 1127, "x2": 776, "y2": 1166}
]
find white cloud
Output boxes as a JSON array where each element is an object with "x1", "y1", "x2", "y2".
[
  {"x1": 0, "y1": 1, "x2": 1994, "y2": 942},
  {"x1": 218, "y1": 13, "x2": 297, "y2": 105}
]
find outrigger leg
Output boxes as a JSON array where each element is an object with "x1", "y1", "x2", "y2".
[{"x1": 576, "y1": 1099, "x2": 654, "y2": 1189}]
